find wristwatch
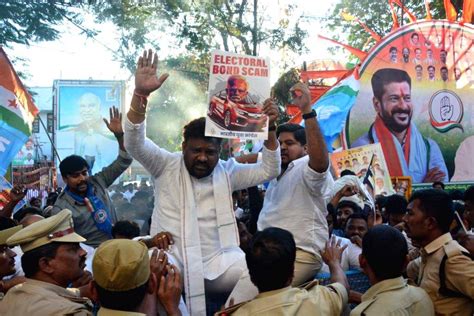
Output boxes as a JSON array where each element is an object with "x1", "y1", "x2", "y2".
[{"x1": 302, "y1": 109, "x2": 317, "y2": 120}]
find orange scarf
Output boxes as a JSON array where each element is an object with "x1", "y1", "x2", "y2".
[{"x1": 372, "y1": 116, "x2": 411, "y2": 177}]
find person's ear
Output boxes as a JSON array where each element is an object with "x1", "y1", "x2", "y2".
[
  {"x1": 303, "y1": 144, "x2": 308, "y2": 155},
  {"x1": 38, "y1": 257, "x2": 54, "y2": 274},
  {"x1": 182, "y1": 141, "x2": 187, "y2": 151},
  {"x1": 373, "y1": 97, "x2": 382, "y2": 114},
  {"x1": 425, "y1": 216, "x2": 438, "y2": 231},
  {"x1": 359, "y1": 254, "x2": 368, "y2": 273}
]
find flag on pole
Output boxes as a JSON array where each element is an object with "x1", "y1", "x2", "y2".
[
  {"x1": 0, "y1": 47, "x2": 39, "y2": 175},
  {"x1": 302, "y1": 70, "x2": 360, "y2": 152},
  {"x1": 363, "y1": 154, "x2": 376, "y2": 191}
]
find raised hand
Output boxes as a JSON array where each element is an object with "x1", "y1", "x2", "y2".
[
  {"x1": 135, "y1": 49, "x2": 169, "y2": 96},
  {"x1": 262, "y1": 98, "x2": 279, "y2": 127},
  {"x1": 151, "y1": 231, "x2": 174, "y2": 250},
  {"x1": 150, "y1": 249, "x2": 168, "y2": 284},
  {"x1": 103, "y1": 106, "x2": 123, "y2": 137},
  {"x1": 9, "y1": 185, "x2": 26, "y2": 203},
  {"x1": 289, "y1": 82, "x2": 312, "y2": 113},
  {"x1": 157, "y1": 265, "x2": 183, "y2": 316},
  {"x1": 321, "y1": 235, "x2": 347, "y2": 267}
]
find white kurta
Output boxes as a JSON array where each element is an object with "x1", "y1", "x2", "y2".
[{"x1": 124, "y1": 118, "x2": 280, "y2": 314}]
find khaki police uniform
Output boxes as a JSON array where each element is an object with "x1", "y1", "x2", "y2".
[
  {"x1": 407, "y1": 233, "x2": 474, "y2": 316},
  {"x1": 350, "y1": 276, "x2": 434, "y2": 315},
  {"x1": 93, "y1": 239, "x2": 149, "y2": 315},
  {"x1": 230, "y1": 282, "x2": 348, "y2": 316},
  {"x1": 0, "y1": 209, "x2": 93, "y2": 315},
  {"x1": 0, "y1": 225, "x2": 22, "y2": 300}
]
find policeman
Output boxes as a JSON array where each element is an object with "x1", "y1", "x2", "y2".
[
  {"x1": 0, "y1": 209, "x2": 92, "y2": 315},
  {"x1": 405, "y1": 189, "x2": 474, "y2": 315}
]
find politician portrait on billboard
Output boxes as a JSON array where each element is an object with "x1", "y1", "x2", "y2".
[
  {"x1": 54, "y1": 80, "x2": 125, "y2": 174},
  {"x1": 346, "y1": 20, "x2": 474, "y2": 183}
]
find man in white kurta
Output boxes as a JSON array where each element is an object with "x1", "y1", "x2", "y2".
[
  {"x1": 227, "y1": 82, "x2": 334, "y2": 305},
  {"x1": 124, "y1": 49, "x2": 280, "y2": 315}
]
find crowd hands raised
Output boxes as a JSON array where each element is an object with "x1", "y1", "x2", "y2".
[{"x1": 0, "y1": 49, "x2": 472, "y2": 315}]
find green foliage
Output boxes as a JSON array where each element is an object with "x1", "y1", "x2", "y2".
[
  {"x1": 156, "y1": 0, "x2": 308, "y2": 56},
  {"x1": 0, "y1": 1, "x2": 84, "y2": 47},
  {"x1": 145, "y1": 61, "x2": 208, "y2": 152}
]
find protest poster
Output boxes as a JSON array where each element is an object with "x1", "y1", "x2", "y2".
[
  {"x1": 205, "y1": 50, "x2": 270, "y2": 140},
  {"x1": 331, "y1": 143, "x2": 394, "y2": 196}
]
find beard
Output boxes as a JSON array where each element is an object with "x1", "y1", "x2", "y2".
[{"x1": 380, "y1": 104, "x2": 412, "y2": 134}]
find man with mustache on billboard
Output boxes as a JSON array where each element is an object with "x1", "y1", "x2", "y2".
[{"x1": 351, "y1": 68, "x2": 448, "y2": 183}]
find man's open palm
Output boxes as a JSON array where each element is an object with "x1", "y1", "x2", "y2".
[{"x1": 135, "y1": 49, "x2": 169, "y2": 96}]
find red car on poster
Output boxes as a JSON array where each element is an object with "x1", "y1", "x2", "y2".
[{"x1": 208, "y1": 90, "x2": 267, "y2": 132}]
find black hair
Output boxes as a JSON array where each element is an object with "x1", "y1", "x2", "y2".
[
  {"x1": 389, "y1": 46, "x2": 397, "y2": 52},
  {"x1": 95, "y1": 281, "x2": 148, "y2": 311},
  {"x1": 450, "y1": 189, "x2": 464, "y2": 201},
  {"x1": 372, "y1": 68, "x2": 411, "y2": 101},
  {"x1": 336, "y1": 200, "x2": 362, "y2": 214},
  {"x1": 276, "y1": 123, "x2": 306, "y2": 145},
  {"x1": 112, "y1": 220, "x2": 141, "y2": 239},
  {"x1": 375, "y1": 195, "x2": 387, "y2": 209},
  {"x1": 46, "y1": 192, "x2": 58, "y2": 207},
  {"x1": 13, "y1": 206, "x2": 43, "y2": 223},
  {"x1": 346, "y1": 212, "x2": 368, "y2": 223},
  {"x1": 465, "y1": 185, "x2": 474, "y2": 203},
  {"x1": 340, "y1": 169, "x2": 356, "y2": 177},
  {"x1": 428, "y1": 65, "x2": 435, "y2": 71},
  {"x1": 411, "y1": 32, "x2": 419, "y2": 39},
  {"x1": 385, "y1": 194, "x2": 408, "y2": 215},
  {"x1": 21, "y1": 242, "x2": 62, "y2": 278},
  {"x1": 440, "y1": 66, "x2": 448, "y2": 71},
  {"x1": 432, "y1": 181, "x2": 445, "y2": 189},
  {"x1": 0, "y1": 217, "x2": 18, "y2": 231},
  {"x1": 415, "y1": 64, "x2": 423, "y2": 70},
  {"x1": 182, "y1": 117, "x2": 222, "y2": 145},
  {"x1": 362, "y1": 225, "x2": 408, "y2": 280},
  {"x1": 246, "y1": 227, "x2": 296, "y2": 292},
  {"x1": 59, "y1": 155, "x2": 89, "y2": 177},
  {"x1": 409, "y1": 189, "x2": 454, "y2": 233}
]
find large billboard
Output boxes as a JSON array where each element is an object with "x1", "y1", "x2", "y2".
[
  {"x1": 53, "y1": 80, "x2": 125, "y2": 175},
  {"x1": 345, "y1": 20, "x2": 474, "y2": 183}
]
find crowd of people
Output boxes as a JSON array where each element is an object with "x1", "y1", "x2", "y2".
[{"x1": 0, "y1": 49, "x2": 473, "y2": 315}]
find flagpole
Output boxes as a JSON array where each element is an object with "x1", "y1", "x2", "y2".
[{"x1": 37, "y1": 115, "x2": 61, "y2": 163}]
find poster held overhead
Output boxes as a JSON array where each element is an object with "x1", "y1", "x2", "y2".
[{"x1": 205, "y1": 50, "x2": 270, "y2": 140}]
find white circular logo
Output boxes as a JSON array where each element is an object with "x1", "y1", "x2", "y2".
[
  {"x1": 94, "y1": 209, "x2": 108, "y2": 224},
  {"x1": 429, "y1": 90, "x2": 463, "y2": 132}
]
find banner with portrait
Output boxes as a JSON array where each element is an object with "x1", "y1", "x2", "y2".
[
  {"x1": 345, "y1": 20, "x2": 474, "y2": 183},
  {"x1": 53, "y1": 80, "x2": 125, "y2": 175},
  {"x1": 205, "y1": 50, "x2": 270, "y2": 140},
  {"x1": 331, "y1": 143, "x2": 394, "y2": 196}
]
